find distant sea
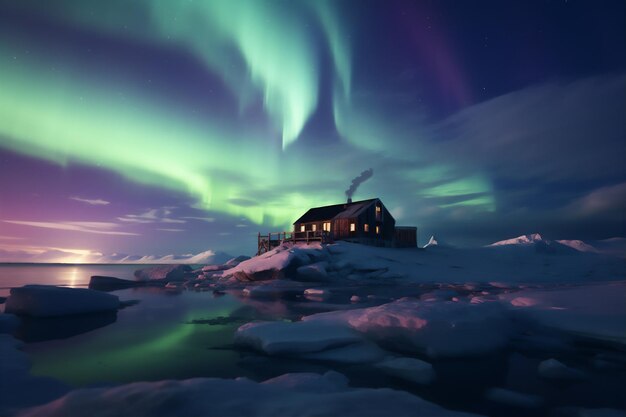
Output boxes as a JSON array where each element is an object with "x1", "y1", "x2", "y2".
[{"x1": 0, "y1": 263, "x2": 155, "y2": 297}]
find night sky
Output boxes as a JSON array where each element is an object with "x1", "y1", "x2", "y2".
[{"x1": 0, "y1": 0, "x2": 624, "y2": 262}]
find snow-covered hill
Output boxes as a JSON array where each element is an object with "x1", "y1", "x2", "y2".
[
  {"x1": 212, "y1": 236, "x2": 625, "y2": 285},
  {"x1": 487, "y1": 233, "x2": 624, "y2": 258}
]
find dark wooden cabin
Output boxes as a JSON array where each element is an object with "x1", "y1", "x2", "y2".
[{"x1": 293, "y1": 198, "x2": 416, "y2": 248}]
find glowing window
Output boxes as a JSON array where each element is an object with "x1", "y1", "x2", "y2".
[
  {"x1": 375, "y1": 204, "x2": 382, "y2": 221},
  {"x1": 300, "y1": 225, "x2": 305, "y2": 232},
  {"x1": 323, "y1": 222, "x2": 331, "y2": 232},
  {"x1": 350, "y1": 223, "x2": 356, "y2": 232},
  {"x1": 364, "y1": 224, "x2": 369, "y2": 232},
  {"x1": 376, "y1": 225, "x2": 380, "y2": 234},
  {"x1": 312, "y1": 224, "x2": 317, "y2": 231}
]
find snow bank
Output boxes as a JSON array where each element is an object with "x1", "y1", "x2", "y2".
[
  {"x1": 305, "y1": 298, "x2": 512, "y2": 357},
  {"x1": 134, "y1": 264, "x2": 191, "y2": 281},
  {"x1": 217, "y1": 237, "x2": 624, "y2": 286},
  {"x1": 17, "y1": 372, "x2": 483, "y2": 417},
  {"x1": 5, "y1": 285, "x2": 119, "y2": 317}
]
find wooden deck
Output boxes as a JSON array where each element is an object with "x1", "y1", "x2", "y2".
[{"x1": 257, "y1": 231, "x2": 332, "y2": 255}]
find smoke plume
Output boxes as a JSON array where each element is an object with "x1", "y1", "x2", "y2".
[{"x1": 345, "y1": 168, "x2": 374, "y2": 199}]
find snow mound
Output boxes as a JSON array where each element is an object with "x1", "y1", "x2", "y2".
[
  {"x1": 235, "y1": 320, "x2": 363, "y2": 355},
  {"x1": 5, "y1": 285, "x2": 119, "y2": 317},
  {"x1": 17, "y1": 373, "x2": 483, "y2": 417},
  {"x1": 304, "y1": 298, "x2": 512, "y2": 357}
]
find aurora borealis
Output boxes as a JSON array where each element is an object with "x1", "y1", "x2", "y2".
[{"x1": 0, "y1": 0, "x2": 624, "y2": 261}]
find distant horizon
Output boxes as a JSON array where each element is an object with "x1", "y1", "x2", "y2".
[{"x1": 1, "y1": 233, "x2": 624, "y2": 264}]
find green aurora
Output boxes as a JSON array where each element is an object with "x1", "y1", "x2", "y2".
[{"x1": 0, "y1": 0, "x2": 494, "y2": 231}]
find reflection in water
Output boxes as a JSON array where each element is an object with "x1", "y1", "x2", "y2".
[
  {"x1": 25, "y1": 288, "x2": 249, "y2": 386},
  {"x1": 15, "y1": 311, "x2": 118, "y2": 343},
  {"x1": 68, "y1": 267, "x2": 79, "y2": 288}
]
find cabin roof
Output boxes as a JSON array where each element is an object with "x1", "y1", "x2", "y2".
[{"x1": 293, "y1": 198, "x2": 378, "y2": 224}]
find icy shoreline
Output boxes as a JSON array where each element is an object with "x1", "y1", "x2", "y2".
[{"x1": 1, "y1": 238, "x2": 625, "y2": 417}]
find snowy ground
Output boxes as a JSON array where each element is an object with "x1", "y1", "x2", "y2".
[{"x1": 0, "y1": 234, "x2": 624, "y2": 417}]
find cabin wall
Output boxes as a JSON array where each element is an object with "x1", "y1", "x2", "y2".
[
  {"x1": 394, "y1": 227, "x2": 417, "y2": 248},
  {"x1": 332, "y1": 218, "x2": 354, "y2": 240},
  {"x1": 353, "y1": 202, "x2": 395, "y2": 243}
]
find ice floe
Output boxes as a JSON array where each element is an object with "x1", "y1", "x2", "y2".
[
  {"x1": 304, "y1": 298, "x2": 512, "y2": 358},
  {"x1": 5, "y1": 285, "x2": 119, "y2": 317}
]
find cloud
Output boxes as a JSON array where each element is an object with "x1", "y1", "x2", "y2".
[
  {"x1": 156, "y1": 228, "x2": 185, "y2": 232},
  {"x1": 118, "y1": 208, "x2": 186, "y2": 224},
  {"x1": 69, "y1": 196, "x2": 110, "y2": 205},
  {"x1": 181, "y1": 216, "x2": 216, "y2": 223},
  {"x1": 566, "y1": 182, "x2": 626, "y2": 218},
  {"x1": 0, "y1": 244, "x2": 228, "y2": 264},
  {"x1": 432, "y1": 75, "x2": 626, "y2": 182},
  {"x1": 0, "y1": 239, "x2": 228, "y2": 264},
  {"x1": 0, "y1": 243, "x2": 104, "y2": 263},
  {"x1": 0, "y1": 235, "x2": 24, "y2": 240},
  {"x1": 2, "y1": 220, "x2": 138, "y2": 236}
]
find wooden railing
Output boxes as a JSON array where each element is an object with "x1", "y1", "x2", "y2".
[{"x1": 257, "y1": 231, "x2": 332, "y2": 255}]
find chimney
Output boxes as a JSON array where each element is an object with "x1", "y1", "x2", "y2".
[{"x1": 347, "y1": 198, "x2": 352, "y2": 204}]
